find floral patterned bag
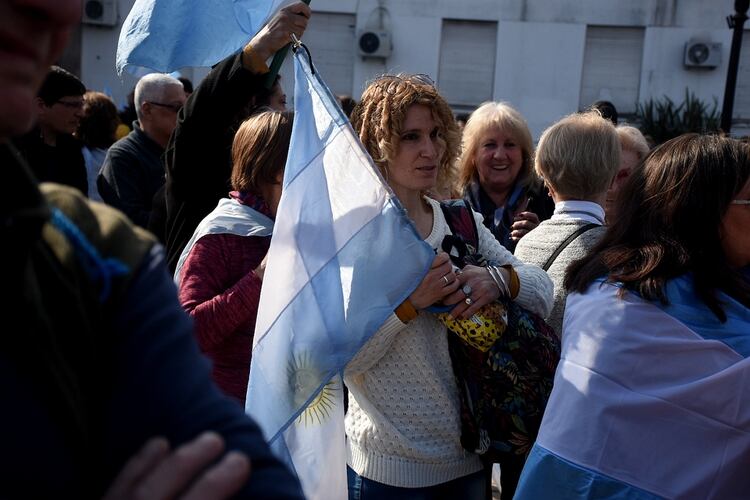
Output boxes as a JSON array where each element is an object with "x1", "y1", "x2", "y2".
[{"x1": 438, "y1": 200, "x2": 560, "y2": 464}]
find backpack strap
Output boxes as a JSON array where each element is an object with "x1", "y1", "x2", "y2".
[
  {"x1": 439, "y1": 199, "x2": 479, "y2": 249},
  {"x1": 541, "y1": 223, "x2": 599, "y2": 271}
]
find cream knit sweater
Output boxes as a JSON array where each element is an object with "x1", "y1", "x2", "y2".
[{"x1": 344, "y1": 197, "x2": 554, "y2": 488}]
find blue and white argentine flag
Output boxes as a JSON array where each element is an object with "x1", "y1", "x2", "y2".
[
  {"x1": 244, "y1": 49, "x2": 434, "y2": 499},
  {"x1": 516, "y1": 276, "x2": 750, "y2": 499},
  {"x1": 116, "y1": 0, "x2": 286, "y2": 74}
]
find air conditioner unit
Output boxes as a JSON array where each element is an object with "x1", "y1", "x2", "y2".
[
  {"x1": 684, "y1": 40, "x2": 721, "y2": 69},
  {"x1": 357, "y1": 30, "x2": 392, "y2": 59},
  {"x1": 82, "y1": 0, "x2": 118, "y2": 27}
]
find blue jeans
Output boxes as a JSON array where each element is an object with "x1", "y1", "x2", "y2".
[{"x1": 347, "y1": 467, "x2": 486, "y2": 500}]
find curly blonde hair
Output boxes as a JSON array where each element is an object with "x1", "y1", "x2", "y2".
[{"x1": 350, "y1": 74, "x2": 460, "y2": 193}]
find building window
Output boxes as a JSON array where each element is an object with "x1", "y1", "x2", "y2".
[
  {"x1": 579, "y1": 26, "x2": 645, "y2": 115},
  {"x1": 438, "y1": 20, "x2": 498, "y2": 111},
  {"x1": 733, "y1": 30, "x2": 750, "y2": 122},
  {"x1": 302, "y1": 12, "x2": 356, "y2": 97}
]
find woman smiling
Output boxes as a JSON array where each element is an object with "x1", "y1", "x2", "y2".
[{"x1": 457, "y1": 102, "x2": 554, "y2": 252}]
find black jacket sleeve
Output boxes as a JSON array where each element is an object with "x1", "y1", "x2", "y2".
[
  {"x1": 163, "y1": 52, "x2": 267, "y2": 270},
  {"x1": 98, "y1": 145, "x2": 151, "y2": 227}
]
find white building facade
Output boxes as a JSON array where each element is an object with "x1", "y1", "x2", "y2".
[{"x1": 75, "y1": 0, "x2": 747, "y2": 138}]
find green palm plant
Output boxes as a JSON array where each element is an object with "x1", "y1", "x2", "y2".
[{"x1": 636, "y1": 89, "x2": 720, "y2": 145}]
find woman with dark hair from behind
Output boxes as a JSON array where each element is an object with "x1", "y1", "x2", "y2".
[
  {"x1": 174, "y1": 110, "x2": 293, "y2": 405},
  {"x1": 515, "y1": 134, "x2": 750, "y2": 499},
  {"x1": 77, "y1": 91, "x2": 120, "y2": 201}
]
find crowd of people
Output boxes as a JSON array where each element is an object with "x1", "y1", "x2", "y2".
[{"x1": 2, "y1": 0, "x2": 748, "y2": 498}]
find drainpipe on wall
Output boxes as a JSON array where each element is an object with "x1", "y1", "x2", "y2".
[{"x1": 720, "y1": 0, "x2": 750, "y2": 134}]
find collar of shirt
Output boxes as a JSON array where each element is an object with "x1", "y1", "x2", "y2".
[{"x1": 551, "y1": 200, "x2": 605, "y2": 225}]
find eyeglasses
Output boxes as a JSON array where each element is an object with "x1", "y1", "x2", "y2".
[
  {"x1": 371, "y1": 73, "x2": 437, "y2": 94},
  {"x1": 732, "y1": 199, "x2": 750, "y2": 205},
  {"x1": 55, "y1": 99, "x2": 84, "y2": 110},
  {"x1": 147, "y1": 101, "x2": 183, "y2": 113}
]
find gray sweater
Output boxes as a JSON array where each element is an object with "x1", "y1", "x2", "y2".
[{"x1": 515, "y1": 219, "x2": 606, "y2": 338}]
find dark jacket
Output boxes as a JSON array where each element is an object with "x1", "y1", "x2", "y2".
[
  {"x1": 147, "y1": 183, "x2": 168, "y2": 244},
  {"x1": 0, "y1": 142, "x2": 303, "y2": 499},
  {"x1": 164, "y1": 52, "x2": 267, "y2": 271},
  {"x1": 98, "y1": 122, "x2": 165, "y2": 228},
  {"x1": 463, "y1": 178, "x2": 555, "y2": 253},
  {"x1": 13, "y1": 128, "x2": 87, "y2": 195}
]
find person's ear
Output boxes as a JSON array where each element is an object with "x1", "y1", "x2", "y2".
[
  {"x1": 35, "y1": 97, "x2": 48, "y2": 116},
  {"x1": 140, "y1": 101, "x2": 152, "y2": 118},
  {"x1": 34, "y1": 97, "x2": 50, "y2": 120}
]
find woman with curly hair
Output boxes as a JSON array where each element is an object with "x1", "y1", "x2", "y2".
[{"x1": 345, "y1": 75, "x2": 553, "y2": 499}]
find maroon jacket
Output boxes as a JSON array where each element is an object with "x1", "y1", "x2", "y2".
[{"x1": 178, "y1": 229, "x2": 269, "y2": 404}]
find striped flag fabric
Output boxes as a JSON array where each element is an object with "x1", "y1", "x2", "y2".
[
  {"x1": 116, "y1": 0, "x2": 286, "y2": 74},
  {"x1": 515, "y1": 276, "x2": 750, "y2": 499},
  {"x1": 244, "y1": 48, "x2": 434, "y2": 499}
]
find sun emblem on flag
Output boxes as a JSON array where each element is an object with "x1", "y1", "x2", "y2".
[{"x1": 288, "y1": 352, "x2": 338, "y2": 426}]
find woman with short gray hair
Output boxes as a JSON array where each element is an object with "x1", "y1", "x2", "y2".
[{"x1": 514, "y1": 111, "x2": 620, "y2": 338}]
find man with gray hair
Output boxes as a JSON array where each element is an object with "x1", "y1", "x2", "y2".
[{"x1": 98, "y1": 73, "x2": 185, "y2": 228}]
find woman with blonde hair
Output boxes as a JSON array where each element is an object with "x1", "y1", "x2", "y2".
[
  {"x1": 175, "y1": 110, "x2": 293, "y2": 405},
  {"x1": 605, "y1": 125, "x2": 650, "y2": 222},
  {"x1": 457, "y1": 102, "x2": 554, "y2": 252},
  {"x1": 515, "y1": 111, "x2": 620, "y2": 338},
  {"x1": 345, "y1": 75, "x2": 553, "y2": 499}
]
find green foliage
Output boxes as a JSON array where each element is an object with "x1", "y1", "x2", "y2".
[{"x1": 635, "y1": 89, "x2": 720, "y2": 145}]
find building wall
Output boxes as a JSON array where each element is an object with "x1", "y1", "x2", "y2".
[
  {"x1": 80, "y1": 0, "x2": 137, "y2": 108},
  {"x1": 79, "y1": 0, "x2": 739, "y2": 137},
  {"x1": 79, "y1": 0, "x2": 211, "y2": 108}
]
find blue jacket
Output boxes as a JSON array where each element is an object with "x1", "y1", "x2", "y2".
[{"x1": 0, "y1": 142, "x2": 303, "y2": 499}]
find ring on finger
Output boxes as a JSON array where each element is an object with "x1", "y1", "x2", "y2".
[
  {"x1": 465, "y1": 297, "x2": 473, "y2": 306},
  {"x1": 442, "y1": 275, "x2": 450, "y2": 286},
  {"x1": 462, "y1": 284, "x2": 472, "y2": 296}
]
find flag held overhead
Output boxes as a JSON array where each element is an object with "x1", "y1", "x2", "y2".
[{"x1": 116, "y1": 0, "x2": 287, "y2": 75}]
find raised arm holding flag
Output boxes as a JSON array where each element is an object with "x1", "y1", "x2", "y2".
[
  {"x1": 117, "y1": 0, "x2": 290, "y2": 75},
  {"x1": 154, "y1": 2, "x2": 311, "y2": 270}
]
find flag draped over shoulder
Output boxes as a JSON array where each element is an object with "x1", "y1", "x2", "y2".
[
  {"x1": 116, "y1": 0, "x2": 286, "y2": 74},
  {"x1": 515, "y1": 277, "x2": 750, "y2": 500},
  {"x1": 244, "y1": 49, "x2": 434, "y2": 499}
]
